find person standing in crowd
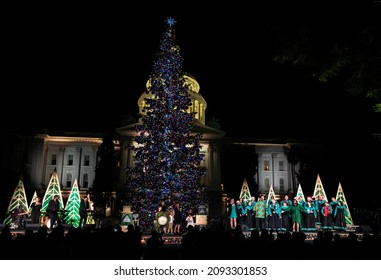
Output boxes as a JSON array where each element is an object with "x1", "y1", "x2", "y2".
[
  {"x1": 315, "y1": 195, "x2": 326, "y2": 225},
  {"x1": 245, "y1": 196, "x2": 256, "y2": 230},
  {"x1": 47, "y1": 195, "x2": 61, "y2": 229},
  {"x1": 330, "y1": 197, "x2": 338, "y2": 228},
  {"x1": 298, "y1": 195, "x2": 306, "y2": 227},
  {"x1": 227, "y1": 198, "x2": 237, "y2": 229},
  {"x1": 167, "y1": 208, "x2": 174, "y2": 234},
  {"x1": 320, "y1": 201, "x2": 333, "y2": 230},
  {"x1": 254, "y1": 195, "x2": 267, "y2": 231},
  {"x1": 334, "y1": 200, "x2": 348, "y2": 231},
  {"x1": 289, "y1": 198, "x2": 304, "y2": 232},
  {"x1": 185, "y1": 211, "x2": 195, "y2": 228},
  {"x1": 267, "y1": 197, "x2": 280, "y2": 231},
  {"x1": 30, "y1": 196, "x2": 42, "y2": 224},
  {"x1": 303, "y1": 199, "x2": 317, "y2": 231},
  {"x1": 173, "y1": 203, "x2": 183, "y2": 234},
  {"x1": 11, "y1": 205, "x2": 27, "y2": 229},
  {"x1": 79, "y1": 196, "x2": 90, "y2": 228},
  {"x1": 280, "y1": 201, "x2": 291, "y2": 231},
  {"x1": 237, "y1": 198, "x2": 247, "y2": 227},
  {"x1": 281, "y1": 194, "x2": 292, "y2": 207},
  {"x1": 159, "y1": 200, "x2": 167, "y2": 212},
  {"x1": 154, "y1": 205, "x2": 168, "y2": 234}
]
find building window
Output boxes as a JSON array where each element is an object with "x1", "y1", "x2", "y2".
[
  {"x1": 83, "y1": 173, "x2": 89, "y2": 188},
  {"x1": 279, "y1": 161, "x2": 284, "y2": 171},
  {"x1": 280, "y1": 178, "x2": 284, "y2": 192},
  {"x1": 84, "y1": 155, "x2": 90, "y2": 166},
  {"x1": 51, "y1": 154, "x2": 57, "y2": 165},
  {"x1": 68, "y1": 155, "x2": 73, "y2": 165},
  {"x1": 264, "y1": 161, "x2": 270, "y2": 171},
  {"x1": 264, "y1": 178, "x2": 270, "y2": 189},
  {"x1": 66, "y1": 173, "x2": 72, "y2": 188}
]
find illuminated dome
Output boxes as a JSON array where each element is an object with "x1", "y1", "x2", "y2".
[{"x1": 137, "y1": 73, "x2": 207, "y2": 124}]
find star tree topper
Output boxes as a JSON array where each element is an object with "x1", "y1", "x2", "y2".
[{"x1": 166, "y1": 17, "x2": 176, "y2": 27}]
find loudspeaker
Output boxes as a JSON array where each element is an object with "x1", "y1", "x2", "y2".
[{"x1": 359, "y1": 225, "x2": 373, "y2": 233}]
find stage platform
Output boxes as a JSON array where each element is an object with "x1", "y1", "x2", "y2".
[
  {"x1": 140, "y1": 230, "x2": 370, "y2": 244},
  {"x1": 4, "y1": 225, "x2": 371, "y2": 245}
]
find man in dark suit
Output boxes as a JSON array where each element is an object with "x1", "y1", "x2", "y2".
[
  {"x1": 47, "y1": 195, "x2": 61, "y2": 229},
  {"x1": 79, "y1": 196, "x2": 90, "y2": 228}
]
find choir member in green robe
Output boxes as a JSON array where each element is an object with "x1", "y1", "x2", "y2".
[{"x1": 289, "y1": 199, "x2": 304, "y2": 232}]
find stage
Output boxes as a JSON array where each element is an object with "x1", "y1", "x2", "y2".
[{"x1": 3, "y1": 225, "x2": 371, "y2": 245}]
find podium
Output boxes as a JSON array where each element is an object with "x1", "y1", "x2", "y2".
[{"x1": 196, "y1": 215, "x2": 208, "y2": 226}]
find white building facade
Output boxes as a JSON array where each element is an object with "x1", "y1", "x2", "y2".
[
  {"x1": 24, "y1": 134, "x2": 103, "y2": 191},
  {"x1": 256, "y1": 143, "x2": 300, "y2": 195}
]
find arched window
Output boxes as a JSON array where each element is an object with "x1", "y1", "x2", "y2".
[{"x1": 264, "y1": 161, "x2": 270, "y2": 171}]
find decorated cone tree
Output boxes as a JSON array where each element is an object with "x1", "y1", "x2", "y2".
[
  {"x1": 239, "y1": 177, "x2": 252, "y2": 204},
  {"x1": 296, "y1": 183, "x2": 305, "y2": 201},
  {"x1": 29, "y1": 191, "x2": 38, "y2": 209},
  {"x1": 126, "y1": 17, "x2": 207, "y2": 232},
  {"x1": 335, "y1": 182, "x2": 354, "y2": 225},
  {"x1": 312, "y1": 174, "x2": 328, "y2": 199},
  {"x1": 64, "y1": 179, "x2": 81, "y2": 228},
  {"x1": 41, "y1": 169, "x2": 64, "y2": 215},
  {"x1": 266, "y1": 185, "x2": 277, "y2": 206},
  {"x1": 3, "y1": 176, "x2": 29, "y2": 225}
]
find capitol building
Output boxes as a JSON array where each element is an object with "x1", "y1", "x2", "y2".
[{"x1": 2, "y1": 74, "x2": 308, "y2": 217}]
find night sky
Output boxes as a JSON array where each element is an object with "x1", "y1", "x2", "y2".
[
  {"x1": 2, "y1": 2, "x2": 381, "y2": 206},
  {"x1": 2, "y1": 2, "x2": 378, "y2": 136}
]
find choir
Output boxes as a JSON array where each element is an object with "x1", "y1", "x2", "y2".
[{"x1": 226, "y1": 194, "x2": 349, "y2": 232}]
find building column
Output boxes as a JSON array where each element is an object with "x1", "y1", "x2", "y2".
[
  {"x1": 256, "y1": 152, "x2": 264, "y2": 194},
  {"x1": 271, "y1": 153, "x2": 277, "y2": 191},
  {"x1": 92, "y1": 146, "x2": 98, "y2": 187},
  {"x1": 76, "y1": 147, "x2": 82, "y2": 187},
  {"x1": 59, "y1": 147, "x2": 65, "y2": 187}
]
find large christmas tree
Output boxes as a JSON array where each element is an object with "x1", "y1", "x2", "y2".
[{"x1": 127, "y1": 17, "x2": 207, "y2": 232}]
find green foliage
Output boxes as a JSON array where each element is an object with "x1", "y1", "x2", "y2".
[
  {"x1": 375, "y1": 104, "x2": 381, "y2": 113},
  {"x1": 271, "y1": 1, "x2": 381, "y2": 109}
]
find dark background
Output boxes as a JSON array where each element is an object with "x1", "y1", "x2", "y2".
[{"x1": 2, "y1": 1, "x2": 381, "y2": 209}]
